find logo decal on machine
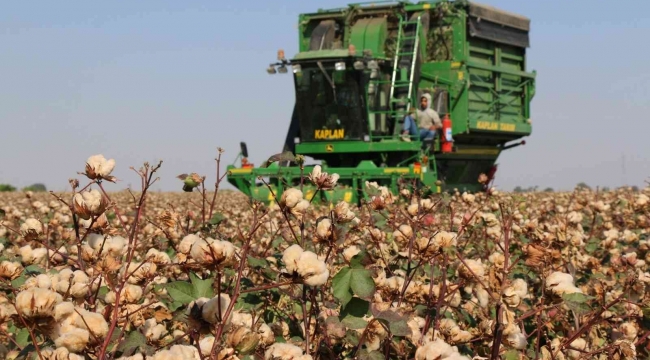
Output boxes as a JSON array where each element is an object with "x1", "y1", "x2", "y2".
[{"x1": 314, "y1": 129, "x2": 345, "y2": 140}]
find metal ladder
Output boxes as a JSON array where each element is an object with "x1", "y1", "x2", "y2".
[{"x1": 389, "y1": 15, "x2": 422, "y2": 132}]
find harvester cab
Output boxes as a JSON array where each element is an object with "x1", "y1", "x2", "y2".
[{"x1": 228, "y1": 0, "x2": 536, "y2": 204}]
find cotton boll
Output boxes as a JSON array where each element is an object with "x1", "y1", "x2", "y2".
[
  {"x1": 85, "y1": 154, "x2": 116, "y2": 180},
  {"x1": 116, "y1": 355, "x2": 145, "y2": 360},
  {"x1": 264, "y1": 343, "x2": 304, "y2": 360},
  {"x1": 280, "y1": 188, "x2": 303, "y2": 209},
  {"x1": 414, "y1": 338, "x2": 468, "y2": 360},
  {"x1": 22, "y1": 274, "x2": 52, "y2": 290},
  {"x1": 54, "y1": 269, "x2": 90, "y2": 298},
  {"x1": 503, "y1": 287, "x2": 521, "y2": 308},
  {"x1": 146, "y1": 248, "x2": 171, "y2": 264},
  {"x1": 458, "y1": 259, "x2": 485, "y2": 280},
  {"x1": 202, "y1": 294, "x2": 231, "y2": 324},
  {"x1": 189, "y1": 238, "x2": 235, "y2": 266},
  {"x1": 169, "y1": 345, "x2": 200, "y2": 359},
  {"x1": 290, "y1": 199, "x2": 310, "y2": 216},
  {"x1": 0, "y1": 261, "x2": 23, "y2": 280},
  {"x1": 258, "y1": 323, "x2": 274, "y2": 346},
  {"x1": 488, "y1": 252, "x2": 505, "y2": 268},
  {"x1": 179, "y1": 234, "x2": 200, "y2": 254},
  {"x1": 432, "y1": 231, "x2": 457, "y2": 249},
  {"x1": 316, "y1": 218, "x2": 332, "y2": 239},
  {"x1": 54, "y1": 328, "x2": 90, "y2": 353},
  {"x1": 15, "y1": 288, "x2": 61, "y2": 318},
  {"x1": 505, "y1": 331, "x2": 527, "y2": 350},
  {"x1": 143, "y1": 318, "x2": 166, "y2": 342},
  {"x1": 510, "y1": 278, "x2": 528, "y2": 299},
  {"x1": 120, "y1": 262, "x2": 157, "y2": 284},
  {"x1": 123, "y1": 285, "x2": 144, "y2": 303},
  {"x1": 282, "y1": 244, "x2": 304, "y2": 273},
  {"x1": 343, "y1": 246, "x2": 361, "y2": 262},
  {"x1": 19, "y1": 245, "x2": 48, "y2": 265},
  {"x1": 567, "y1": 338, "x2": 587, "y2": 359},
  {"x1": 296, "y1": 251, "x2": 329, "y2": 286},
  {"x1": 393, "y1": 224, "x2": 413, "y2": 243},
  {"x1": 53, "y1": 301, "x2": 77, "y2": 322},
  {"x1": 41, "y1": 347, "x2": 85, "y2": 360},
  {"x1": 20, "y1": 218, "x2": 43, "y2": 239},
  {"x1": 230, "y1": 311, "x2": 253, "y2": 328},
  {"x1": 74, "y1": 309, "x2": 109, "y2": 339}
]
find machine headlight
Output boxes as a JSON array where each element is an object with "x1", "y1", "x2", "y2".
[
  {"x1": 292, "y1": 64, "x2": 302, "y2": 74},
  {"x1": 335, "y1": 62, "x2": 346, "y2": 71},
  {"x1": 294, "y1": 137, "x2": 301, "y2": 144},
  {"x1": 353, "y1": 60, "x2": 365, "y2": 70},
  {"x1": 278, "y1": 65, "x2": 288, "y2": 74},
  {"x1": 267, "y1": 66, "x2": 277, "y2": 74}
]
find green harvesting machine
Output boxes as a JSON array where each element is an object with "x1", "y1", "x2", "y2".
[{"x1": 227, "y1": 0, "x2": 536, "y2": 204}]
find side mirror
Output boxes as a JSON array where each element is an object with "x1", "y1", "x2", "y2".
[{"x1": 240, "y1": 142, "x2": 249, "y2": 158}]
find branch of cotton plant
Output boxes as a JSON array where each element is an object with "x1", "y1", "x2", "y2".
[
  {"x1": 98, "y1": 162, "x2": 161, "y2": 360},
  {"x1": 208, "y1": 148, "x2": 228, "y2": 221},
  {"x1": 301, "y1": 287, "x2": 310, "y2": 354},
  {"x1": 426, "y1": 254, "x2": 449, "y2": 337},
  {"x1": 210, "y1": 210, "x2": 265, "y2": 356},
  {"x1": 240, "y1": 280, "x2": 294, "y2": 294},
  {"x1": 554, "y1": 296, "x2": 624, "y2": 358},
  {"x1": 259, "y1": 177, "x2": 299, "y2": 244},
  {"x1": 8, "y1": 287, "x2": 45, "y2": 360},
  {"x1": 97, "y1": 183, "x2": 130, "y2": 235}
]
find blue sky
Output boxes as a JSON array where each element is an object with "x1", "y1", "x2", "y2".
[{"x1": 1, "y1": 0, "x2": 649, "y2": 192}]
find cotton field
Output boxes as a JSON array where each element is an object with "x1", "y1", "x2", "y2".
[{"x1": 0, "y1": 153, "x2": 648, "y2": 360}]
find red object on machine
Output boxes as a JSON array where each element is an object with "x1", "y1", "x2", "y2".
[
  {"x1": 441, "y1": 113, "x2": 453, "y2": 153},
  {"x1": 241, "y1": 157, "x2": 254, "y2": 169}
]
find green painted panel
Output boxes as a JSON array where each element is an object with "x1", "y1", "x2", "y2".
[{"x1": 349, "y1": 18, "x2": 387, "y2": 58}]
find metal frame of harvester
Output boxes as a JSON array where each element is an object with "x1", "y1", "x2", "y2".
[{"x1": 227, "y1": 0, "x2": 536, "y2": 204}]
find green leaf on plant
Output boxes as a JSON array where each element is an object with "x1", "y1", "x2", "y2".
[
  {"x1": 585, "y1": 239, "x2": 600, "y2": 254},
  {"x1": 165, "y1": 281, "x2": 196, "y2": 304},
  {"x1": 332, "y1": 266, "x2": 376, "y2": 308},
  {"x1": 11, "y1": 276, "x2": 26, "y2": 289},
  {"x1": 340, "y1": 298, "x2": 370, "y2": 329},
  {"x1": 388, "y1": 319, "x2": 411, "y2": 336},
  {"x1": 562, "y1": 292, "x2": 593, "y2": 304},
  {"x1": 16, "y1": 328, "x2": 30, "y2": 347},
  {"x1": 341, "y1": 315, "x2": 368, "y2": 330},
  {"x1": 247, "y1": 256, "x2": 268, "y2": 268},
  {"x1": 332, "y1": 267, "x2": 353, "y2": 307},
  {"x1": 345, "y1": 330, "x2": 360, "y2": 346},
  {"x1": 350, "y1": 269, "x2": 375, "y2": 299},
  {"x1": 349, "y1": 250, "x2": 371, "y2": 269},
  {"x1": 504, "y1": 350, "x2": 519, "y2": 360},
  {"x1": 117, "y1": 330, "x2": 148, "y2": 356},
  {"x1": 24, "y1": 265, "x2": 44, "y2": 275},
  {"x1": 358, "y1": 349, "x2": 384, "y2": 360},
  {"x1": 563, "y1": 292, "x2": 593, "y2": 315},
  {"x1": 98, "y1": 286, "x2": 109, "y2": 299},
  {"x1": 168, "y1": 301, "x2": 185, "y2": 313},
  {"x1": 189, "y1": 272, "x2": 214, "y2": 299},
  {"x1": 209, "y1": 212, "x2": 226, "y2": 225}
]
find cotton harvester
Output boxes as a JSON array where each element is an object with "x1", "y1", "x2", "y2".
[{"x1": 227, "y1": 0, "x2": 535, "y2": 204}]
